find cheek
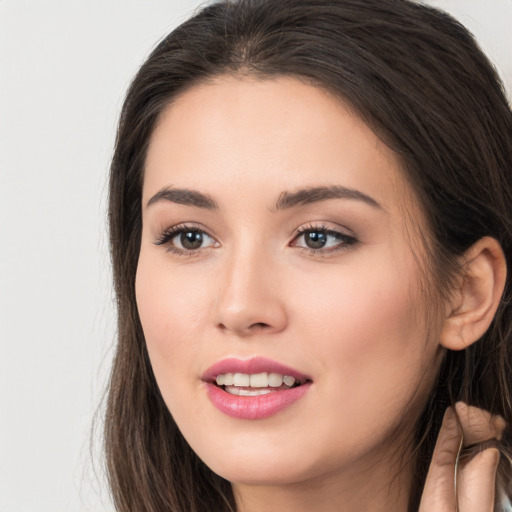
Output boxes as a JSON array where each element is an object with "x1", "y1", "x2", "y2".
[
  {"x1": 135, "y1": 252, "x2": 209, "y2": 376},
  {"x1": 135, "y1": 251, "x2": 217, "y2": 434},
  {"x1": 294, "y1": 252, "x2": 436, "y2": 408},
  {"x1": 327, "y1": 273, "x2": 418, "y2": 354}
]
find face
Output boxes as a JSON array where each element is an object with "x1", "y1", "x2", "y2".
[{"x1": 136, "y1": 76, "x2": 445, "y2": 490}]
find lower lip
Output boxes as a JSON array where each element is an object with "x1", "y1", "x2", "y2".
[{"x1": 205, "y1": 382, "x2": 312, "y2": 420}]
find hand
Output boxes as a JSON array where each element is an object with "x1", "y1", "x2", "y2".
[{"x1": 419, "y1": 402, "x2": 505, "y2": 512}]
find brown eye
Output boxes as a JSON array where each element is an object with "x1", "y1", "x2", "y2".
[
  {"x1": 292, "y1": 227, "x2": 357, "y2": 254},
  {"x1": 155, "y1": 225, "x2": 218, "y2": 253},
  {"x1": 180, "y1": 231, "x2": 204, "y2": 250},
  {"x1": 304, "y1": 231, "x2": 328, "y2": 249}
]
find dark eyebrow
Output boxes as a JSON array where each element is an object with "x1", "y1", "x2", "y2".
[
  {"x1": 146, "y1": 187, "x2": 219, "y2": 210},
  {"x1": 273, "y1": 185, "x2": 383, "y2": 211}
]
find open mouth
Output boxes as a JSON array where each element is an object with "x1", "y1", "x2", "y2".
[
  {"x1": 213, "y1": 372, "x2": 308, "y2": 396},
  {"x1": 204, "y1": 359, "x2": 312, "y2": 419}
]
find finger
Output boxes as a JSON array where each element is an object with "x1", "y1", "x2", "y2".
[
  {"x1": 455, "y1": 402, "x2": 505, "y2": 444},
  {"x1": 455, "y1": 402, "x2": 504, "y2": 512},
  {"x1": 419, "y1": 406, "x2": 462, "y2": 512},
  {"x1": 457, "y1": 448, "x2": 500, "y2": 512}
]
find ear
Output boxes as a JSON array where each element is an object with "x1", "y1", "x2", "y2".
[{"x1": 440, "y1": 237, "x2": 507, "y2": 351}]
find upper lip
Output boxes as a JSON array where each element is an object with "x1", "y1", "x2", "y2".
[{"x1": 202, "y1": 357, "x2": 311, "y2": 383}]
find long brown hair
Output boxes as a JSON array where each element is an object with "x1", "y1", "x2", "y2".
[{"x1": 105, "y1": 1, "x2": 512, "y2": 510}]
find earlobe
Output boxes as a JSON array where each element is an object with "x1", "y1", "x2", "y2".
[{"x1": 440, "y1": 237, "x2": 507, "y2": 351}]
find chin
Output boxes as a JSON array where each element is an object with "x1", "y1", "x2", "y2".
[
  {"x1": 207, "y1": 458, "x2": 320, "y2": 487},
  {"x1": 191, "y1": 432, "x2": 350, "y2": 489}
]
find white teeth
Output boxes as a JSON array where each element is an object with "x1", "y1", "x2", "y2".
[
  {"x1": 283, "y1": 375, "x2": 296, "y2": 387},
  {"x1": 249, "y1": 372, "x2": 268, "y2": 387},
  {"x1": 268, "y1": 373, "x2": 283, "y2": 387},
  {"x1": 216, "y1": 373, "x2": 234, "y2": 386},
  {"x1": 215, "y1": 372, "x2": 298, "y2": 389},
  {"x1": 224, "y1": 386, "x2": 273, "y2": 396},
  {"x1": 233, "y1": 373, "x2": 250, "y2": 386}
]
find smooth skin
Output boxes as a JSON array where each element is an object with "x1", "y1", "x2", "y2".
[{"x1": 136, "y1": 76, "x2": 506, "y2": 512}]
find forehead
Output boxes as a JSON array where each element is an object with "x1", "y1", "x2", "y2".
[{"x1": 143, "y1": 74, "x2": 419, "y2": 218}]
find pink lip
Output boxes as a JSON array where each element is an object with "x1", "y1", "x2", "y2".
[{"x1": 202, "y1": 357, "x2": 312, "y2": 420}]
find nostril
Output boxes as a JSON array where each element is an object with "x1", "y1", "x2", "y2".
[
  {"x1": 252, "y1": 322, "x2": 270, "y2": 329},
  {"x1": 216, "y1": 321, "x2": 272, "y2": 335}
]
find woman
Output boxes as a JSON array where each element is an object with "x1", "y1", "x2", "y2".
[{"x1": 105, "y1": 0, "x2": 512, "y2": 510}]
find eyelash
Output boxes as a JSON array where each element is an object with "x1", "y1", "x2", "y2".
[
  {"x1": 291, "y1": 223, "x2": 358, "y2": 256},
  {"x1": 154, "y1": 223, "x2": 358, "y2": 257},
  {"x1": 154, "y1": 223, "x2": 217, "y2": 257}
]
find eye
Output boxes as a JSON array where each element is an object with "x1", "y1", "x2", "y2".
[
  {"x1": 154, "y1": 224, "x2": 218, "y2": 254},
  {"x1": 292, "y1": 225, "x2": 357, "y2": 254}
]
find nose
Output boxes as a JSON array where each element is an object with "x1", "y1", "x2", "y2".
[{"x1": 214, "y1": 245, "x2": 288, "y2": 337}]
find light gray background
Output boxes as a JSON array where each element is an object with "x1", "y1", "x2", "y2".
[{"x1": 0, "y1": 1, "x2": 510, "y2": 511}]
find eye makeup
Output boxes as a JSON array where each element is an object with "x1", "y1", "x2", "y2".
[
  {"x1": 291, "y1": 222, "x2": 358, "y2": 256},
  {"x1": 154, "y1": 223, "x2": 219, "y2": 256},
  {"x1": 153, "y1": 221, "x2": 358, "y2": 258}
]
